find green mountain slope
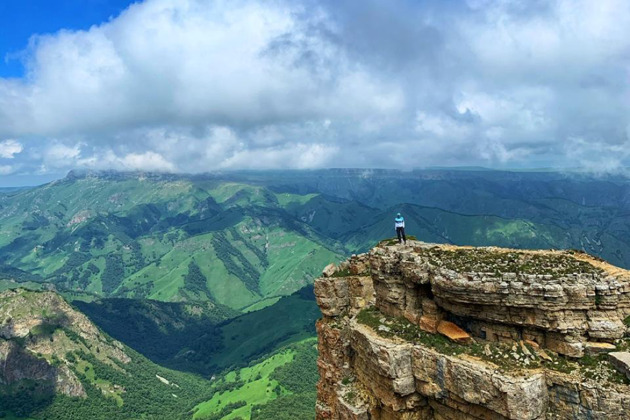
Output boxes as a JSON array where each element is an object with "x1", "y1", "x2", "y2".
[
  {"x1": 0, "y1": 289, "x2": 215, "y2": 420},
  {"x1": 0, "y1": 173, "x2": 343, "y2": 310},
  {"x1": 192, "y1": 338, "x2": 318, "y2": 420},
  {"x1": 75, "y1": 286, "x2": 320, "y2": 376}
]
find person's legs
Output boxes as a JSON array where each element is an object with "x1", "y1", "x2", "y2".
[
  {"x1": 396, "y1": 227, "x2": 402, "y2": 243},
  {"x1": 401, "y1": 228, "x2": 406, "y2": 244}
]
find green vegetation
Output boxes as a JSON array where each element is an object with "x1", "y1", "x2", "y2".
[
  {"x1": 75, "y1": 286, "x2": 319, "y2": 375},
  {"x1": 9, "y1": 347, "x2": 217, "y2": 420},
  {"x1": 0, "y1": 174, "x2": 344, "y2": 310},
  {"x1": 73, "y1": 297, "x2": 234, "y2": 370},
  {"x1": 183, "y1": 260, "x2": 209, "y2": 296},
  {"x1": 418, "y1": 247, "x2": 603, "y2": 276},
  {"x1": 0, "y1": 290, "x2": 217, "y2": 420},
  {"x1": 0, "y1": 412, "x2": 35, "y2": 420},
  {"x1": 212, "y1": 232, "x2": 261, "y2": 293},
  {"x1": 192, "y1": 350, "x2": 293, "y2": 420},
  {"x1": 356, "y1": 306, "x2": 628, "y2": 385},
  {"x1": 101, "y1": 254, "x2": 125, "y2": 294},
  {"x1": 193, "y1": 339, "x2": 318, "y2": 420},
  {"x1": 189, "y1": 287, "x2": 320, "y2": 374},
  {"x1": 331, "y1": 268, "x2": 351, "y2": 277}
]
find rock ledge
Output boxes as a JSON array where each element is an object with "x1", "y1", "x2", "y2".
[{"x1": 315, "y1": 241, "x2": 630, "y2": 419}]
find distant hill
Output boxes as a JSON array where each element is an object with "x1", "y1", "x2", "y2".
[
  {"x1": 0, "y1": 172, "x2": 343, "y2": 310},
  {"x1": 0, "y1": 187, "x2": 33, "y2": 195}
]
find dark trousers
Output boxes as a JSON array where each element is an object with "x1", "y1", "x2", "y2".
[{"x1": 396, "y1": 227, "x2": 406, "y2": 243}]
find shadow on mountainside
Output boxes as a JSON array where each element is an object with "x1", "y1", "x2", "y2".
[
  {"x1": 74, "y1": 285, "x2": 320, "y2": 376},
  {"x1": 0, "y1": 313, "x2": 76, "y2": 418}
]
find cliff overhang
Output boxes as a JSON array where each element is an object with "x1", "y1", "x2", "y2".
[{"x1": 314, "y1": 241, "x2": 630, "y2": 419}]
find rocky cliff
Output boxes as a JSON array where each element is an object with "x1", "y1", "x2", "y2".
[
  {"x1": 314, "y1": 241, "x2": 630, "y2": 419},
  {"x1": 0, "y1": 289, "x2": 130, "y2": 400}
]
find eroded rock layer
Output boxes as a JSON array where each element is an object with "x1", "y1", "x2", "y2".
[{"x1": 315, "y1": 242, "x2": 630, "y2": 419}]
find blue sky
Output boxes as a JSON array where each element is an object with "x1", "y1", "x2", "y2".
[
  {"x1": 1, "y1": 0, "x2": 630, "y2": 186},
  {"x1": 0, "y1": 1, "x2": 136, "y2": 78}
]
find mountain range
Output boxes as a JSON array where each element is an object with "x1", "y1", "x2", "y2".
[{"x1": 2, "y1": 168, "x2": 630, "y2": 419}]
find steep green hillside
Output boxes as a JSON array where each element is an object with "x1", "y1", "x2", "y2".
[
  {"x1": 75, "y1": 286, "x2": 320, "y2": 375},
  {"x1": 0, "y1": 172, "x2": 342, "y2": 310},
  {"x1": 72, "y1": 298, "x2": 236, "y2": 366},
  {"x1": 192, "y1": 339, "x2": 318, "y2": 420},
  {"x1": 0, "y1": 289, "x2": 215, "y2": 420}
]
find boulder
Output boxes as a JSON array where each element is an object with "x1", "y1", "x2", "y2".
[
  {"x1": 323, "y1": 263, "x2": 337, "y2": 277},
  {"x1": 437, "y1": 321, "x2": 472, "y2": 344},
  {"x1": 608, "y1": 352, "x2": 630, "y2": 380},
  {"x1": 584, "y1": 342, "x2": 617, "y2": 356}
]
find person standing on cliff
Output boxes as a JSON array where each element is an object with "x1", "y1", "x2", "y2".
[{"x1": 395, "y1": 212, "x2": 406, "y2": 244}]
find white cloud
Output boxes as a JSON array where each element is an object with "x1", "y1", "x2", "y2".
[
  {"x1": 38, "y1": 142, "x2": 83, "y2": 172},
  {"x1": 0, "y1": 165, "x2": 15, "y2": 175},
  {"x1": 1, "y1": 0, "x2": 630, "y2": 175},
  {"x1": 219, "y1": 142, "x2": 338, "y2": 170},
  {"x1": 0, "y1": 139, "x2": 23, "y2": 158},
  {"x1": 0, "y1": 0, "x2": 401, "y2": 138}
]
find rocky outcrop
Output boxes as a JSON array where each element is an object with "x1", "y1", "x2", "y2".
[
  {"x1": 315, "y1": 242, "x2": 630, "y2": 419},
  {"x1": 0, "y1": 289, "x2": 131, "y2": 398}
]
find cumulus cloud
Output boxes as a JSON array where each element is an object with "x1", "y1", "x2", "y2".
[
  {"x1": 0, "y1": 139, "x2": 23, "y2": 158},
  {"x1": 78, "y1": 150, "x2": 176, "y2": 172},
  {"x1": 0, "y1": 165, "x2": 15, "y2": 175},
  {"x1": 1, "y1": 0, "x2": 630, "y2": 178}
]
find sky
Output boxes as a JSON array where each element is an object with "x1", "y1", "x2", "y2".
[{"x1": 1, "y1": 0, "x2": 630, "y2": 186}]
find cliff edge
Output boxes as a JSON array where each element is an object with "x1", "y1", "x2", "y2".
[{"x1": 314, "y1": 241, "x2": 630, "y2": 419}]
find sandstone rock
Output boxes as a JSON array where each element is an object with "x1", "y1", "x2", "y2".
[
  {"x1": 315, "y1": 273, "x2": 374, "y2": 318},
  {"x1": 608, "y1": 352, "x2": 630, "y2": 380},
  {"x1": 323, "y1": 263, "x2": 337, "y2": 277},
  {"x1": 546, "y1": 333, "x2": 584, "y2": 358},
  {"x1": 369, "y1": 243, "x2": 630, "y2": 357},
  {"x1": 584, "y1": 341, "x2": 617, "y2": 355},
  {"x1": 437, "y1": 321, "x2": 472, "y2": 344},
  {"x1": 316, "y1": 243, "x2": 630, "y2": 420},
  {"x1": 524, "y1": 339, "x2": 540, "y2": 349},
  {"x1": 534, "y1": 347, "x2": 553, "y2": 362},
  {"x1": 412, "y1": 345, "x2": 548, "y2": 420},
  {"x1": 419, "y1": 316, "x2": 438, "y2": 334},
  {"x1": 314, "y1": 277, "x2": 349, "y2": 317},
  {"x1": 519, "y1": 341, "x2": 532, "y2": 357},
  {"x1": 337, "y1": 395, "x2": 369, "y2": 420}
]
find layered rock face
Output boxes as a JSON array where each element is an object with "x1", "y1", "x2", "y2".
[{"x1": 315, "y1": 242, "x2": 630, "y2": 419}]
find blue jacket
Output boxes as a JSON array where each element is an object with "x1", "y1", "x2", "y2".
[{"x1": 394, "y1": 216, "x2": 405, "y2": 229}]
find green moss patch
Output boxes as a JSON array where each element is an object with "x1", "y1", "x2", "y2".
[
  {"x1": 417, "y1": 247, "x2": 603, "y2": 276},
  {"x1": 378, "y1": 236, "x2": 418, "y2": 246}
]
